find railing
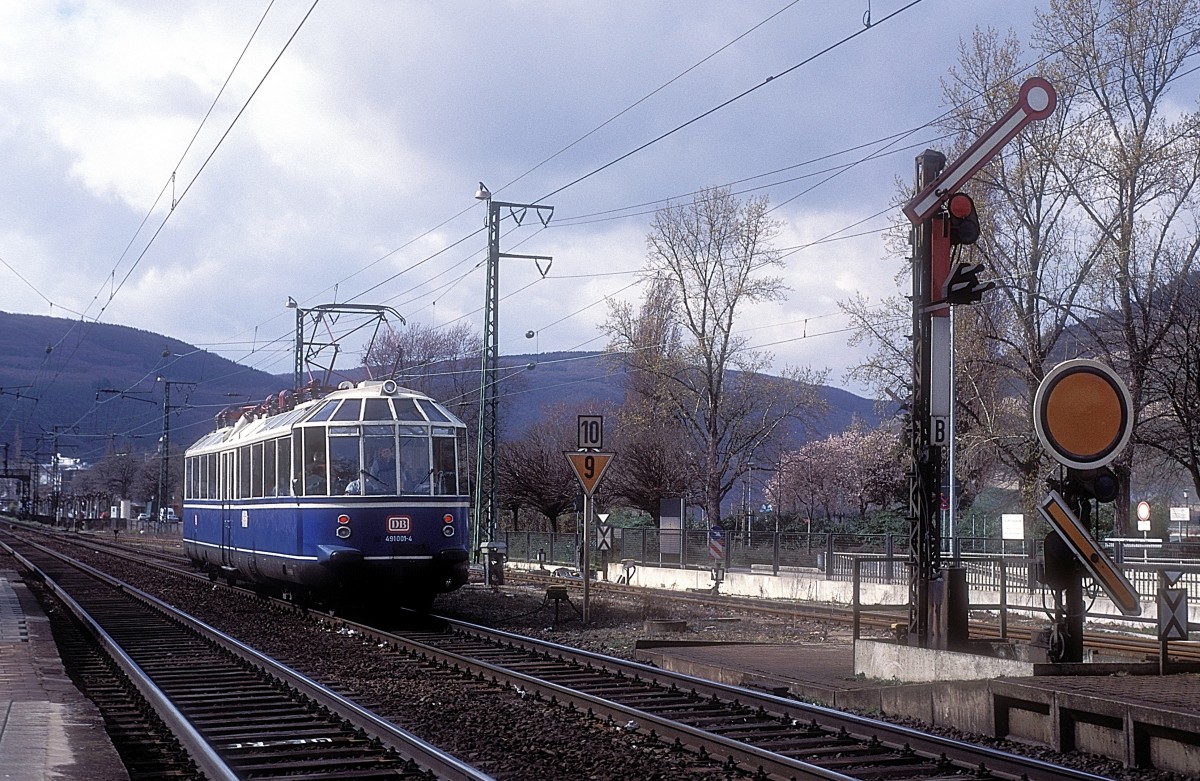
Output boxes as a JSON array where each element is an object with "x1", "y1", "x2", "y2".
[{"x1": 501, "y1": 528, "x2": 1200, "y2": 602}]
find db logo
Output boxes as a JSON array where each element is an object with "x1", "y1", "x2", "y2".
[{"x1": 386, "y1": 516, "x2": 412, "y2": 533}]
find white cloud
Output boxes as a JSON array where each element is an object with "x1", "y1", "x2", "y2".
[{"x1": 0, "y1": 0, "x2": 1124, "y2": 404}]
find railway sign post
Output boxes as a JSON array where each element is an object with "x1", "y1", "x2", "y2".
[
  {"x1": 708, "y1": 526, "x2": 726, "y2": 561},
  {"x1": 566, "y1": 450, "x2": 615, "y2": 625},
  {"x1": 1158, "y1": 570, "x2": 1188, "y2": 674},
  {"x1": 1033, "y1": 359, "x2": 1140, "y2": 662},
  {"x1": 596, "y1": 512, "x2": 613, "y2": 609}
]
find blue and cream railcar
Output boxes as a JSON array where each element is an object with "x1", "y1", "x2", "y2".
[{"x1": 182, "y1": 379, "x2": 470, "y2": 608}]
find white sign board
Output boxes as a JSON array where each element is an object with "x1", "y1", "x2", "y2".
[
  {"x1": 1001, "y1": 513, "x2": 1024, "y2": 541},
  {"x1": 1138, "y1": 518, "x2": 1152, "y2": 532},
  {"x1": 1170, "y1": 506, "x2": 1191, "y2": 522}
]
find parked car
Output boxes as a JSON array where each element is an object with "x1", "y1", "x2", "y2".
[
  {"x1": 135, "y1": 512, "x2": 150, "y2": 523},
  {"x1": 160, "y1": 508, "x2": 178, "y2": 522}
]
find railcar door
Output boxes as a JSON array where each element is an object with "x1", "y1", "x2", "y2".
[
  {"x1": 220, "y1": 449, "x2": 235, "y2": 568},
  {"x1": 220, "y1": 501, "x2": 233, "y2": 567}
]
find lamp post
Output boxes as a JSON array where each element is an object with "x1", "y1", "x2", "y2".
[{"x1": 471, "y1": 182, "x2": 553, "y2": 557}]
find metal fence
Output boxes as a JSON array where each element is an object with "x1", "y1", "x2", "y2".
[{"x1": 500, "y1": 528, "x2": 1200, "y2": 601}]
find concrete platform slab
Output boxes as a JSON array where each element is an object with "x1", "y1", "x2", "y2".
[
  {"x1": 636, "y1": 640, "x2": 875, "y2": 704},
  {"x1": 640, "y1": 638, "x2": 1200, "y2": 776},
  {"x1": 0, "y1": 571, "x2": 128, "y2": 781}
]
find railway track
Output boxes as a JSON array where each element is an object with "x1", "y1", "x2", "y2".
[
  {"x1": 8, "y1": 525, "x2": 1182, "y2": 778},
  {"x1": 0, "y1": 531, "x2": 491, "y2": 781},
  {"x1": 41, "y1": 526, "x2": 1200, "y2": 666},
  {"x1": 378, "y1": 614, "x2": 1116, "y2": 781}
]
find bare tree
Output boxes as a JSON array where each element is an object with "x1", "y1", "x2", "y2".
[
  {"x1": 605, "y1": 416, "x2": 694, "y2": 518},
  {"x1": 607, "y1": 187, "x2": 827, "y2": 525},
  {"x1": 605, "y1": 277, "x2": 693, "y2": 516},
  {"x1": 362, "y1": 320, "x2": 480, "y2": 421},
  {"x1": 1140, "y1": 277, "x2": 1200, "y2": 496},
  {"x1": 1035, "y1": 0, "x2": 1200, "y2": 532},
  {"x1": 496, "y1": 411, "x2": 578, "y2": 532},
  {"x1": 78, "y1": 450, "x2": 145, "y2": 506}
]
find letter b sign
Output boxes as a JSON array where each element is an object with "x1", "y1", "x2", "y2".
[{"x1": 931, "y1": 415, "x2": 948, "y2": 446}]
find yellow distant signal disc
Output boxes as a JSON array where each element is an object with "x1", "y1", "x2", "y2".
[{"x1": 1033, "y1": 359, "x2": 1132, "y2": 469}]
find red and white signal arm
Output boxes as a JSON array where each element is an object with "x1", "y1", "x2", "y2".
[
  {"x1": 1033, "y1": 359, "x2": 1133, "y2": 469},
  {"x1": 1038, "y1": 491, "x2": 1141, "y2": 616}
]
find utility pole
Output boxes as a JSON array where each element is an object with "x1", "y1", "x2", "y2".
[
  {"x1": 156, "y1": 378, "x2": 195, "y2": 527},
  {"x1": 907, "y1": 149, "x2": 945, "y2": 646},
  {"x1": 902, "y1": 77, "x2": 1056, "y2": 648},
  {"x1": 471, "y1": 182, "x2": 553, "y2": 556}
]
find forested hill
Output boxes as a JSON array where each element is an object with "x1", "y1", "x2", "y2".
[
  {"x1": 0, "y1": 312, "x2": 881, "y2": 463},
  {"x1": 496, "y1": 351, "x2": 882, "y2": 440},
  {"x1": 0, "y1": 310, "x2": 282, "y2": 461}
]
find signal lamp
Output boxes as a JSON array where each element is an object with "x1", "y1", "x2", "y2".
[
  {"x1": 1066, "y1": 466, "x2": 1120, "y2": 504},
  {"x1": 946, "y1": 192, "x2": 980, "y2": 245}
]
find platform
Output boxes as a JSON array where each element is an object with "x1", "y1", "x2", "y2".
[
  {"x1": 637, "y1": 639, "x2": 1200, "y2": 776},
  {"x1": 0, "y1": 570, "x2": 128, "y2": 781}
]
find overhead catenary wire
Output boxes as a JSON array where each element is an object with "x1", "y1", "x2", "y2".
[{"x1": 5, "y1": 0, "x2": 1191, "y2": 454}]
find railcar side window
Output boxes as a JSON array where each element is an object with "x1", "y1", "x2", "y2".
[
  {"x1": 238, "y1": 446, "x2": 251, "y2": 499},
  {"x1": 274, "y1": 437, "x2": 291, "y2": 496},
  {"x1": 332, "y1": 400, "x2": 361, "y2": 421},
  {"x1": 434, "y1": 402, "x2": 465, "y2": 426},
  {"x1": 250, "y1": 442, "x2": 265, "y2": 498},
  {"x1": 263, "y1": 441, "x2": 277, "y2": 497},
  {"x1": 298, "y1": 427, "x2": 328, "y2": 496},
  {"x1": 432, "y1": 434, "x2": 458, "y2": 495},
  {"x1": 306, "y1": 400, "x2": 339, "y2": 423},
  {"x1": 416, "y1": 399, "x2": 450, "y2": 423},
  {"x1": 222, "y1": 451, "x2": 235, "y2": 500},
  {"x1": 204, "y1": 453, "x2": 215, "y2": 499},
  {"x1": 328, "y1": 426, "x2": 360, "y2": 494}
]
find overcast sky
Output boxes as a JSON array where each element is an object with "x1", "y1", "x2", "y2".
[{"x1": 0, "y1": 1, "x2": 1043, "y2": 396}]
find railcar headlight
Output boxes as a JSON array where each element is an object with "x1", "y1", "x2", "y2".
[
  {"x1": 442, "y1": 525, "x2": 455, "y2": 537},
  {"x1": 336, "y1": 526, "x2": 352, "y2": 539}
]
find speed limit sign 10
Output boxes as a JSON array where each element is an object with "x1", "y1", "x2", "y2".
[{"x1": 578, "y1": 415, "x2": 603, "y2": 450}]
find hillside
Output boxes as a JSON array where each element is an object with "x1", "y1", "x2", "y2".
[
  {"x1": 495, "y1": 351, "x2": 882, "y2": 439},
  {"x1": 0, "y1": 312, "x2": 882, "y2": 464},
  {"x1": 0, "y1": 311, "x2": 282, "y2": 462}
]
